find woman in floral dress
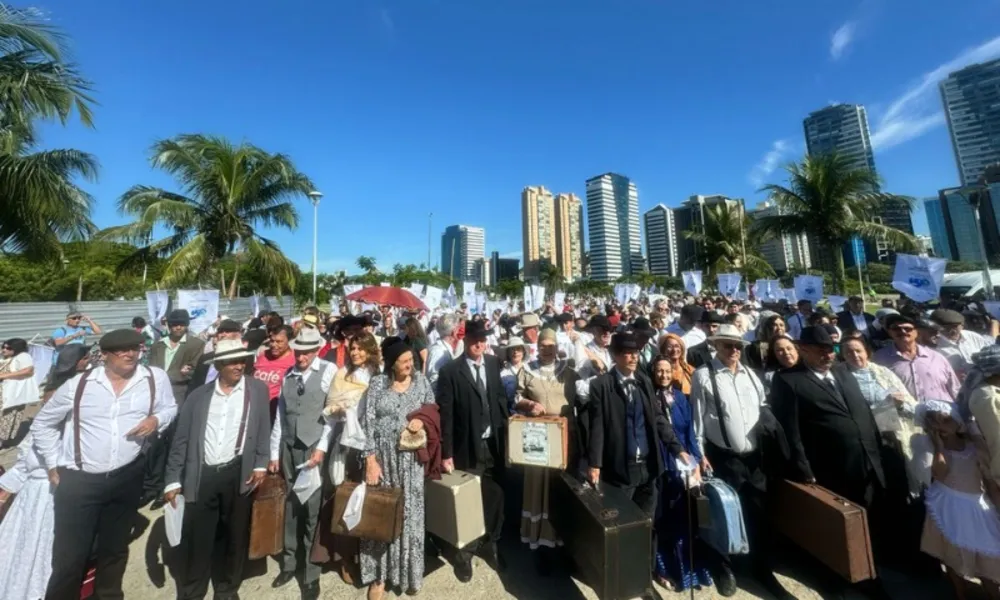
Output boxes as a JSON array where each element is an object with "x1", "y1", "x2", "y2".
[{"x1": 361, "y1": 338, "x2": 436, "y2": 599}]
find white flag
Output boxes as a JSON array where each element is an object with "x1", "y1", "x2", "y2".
[
  {"x1": 793, "y1": 275, "x2": 824, "y2": 303},
  {"x1": 176, "y1": 289, "x2": 220, "y2": 334},
  {"x1": 146, "y1": 290, "x2": 169, "y2": 326},
  {"x1": 423, "y1": 286, "x2": 443, "y2": 309},
  {"x1": 462, "y1": 281, "x2": 477, "y2": 309},
  {"x1": 682, "y1": 271, "x2": 702, "y2": 296},
  {"x1": 717, "y1": 273, "x2": 742, "y2": 296},
  {"x1": 891, "y1": 253, "x2": 947, "y2": 303}
]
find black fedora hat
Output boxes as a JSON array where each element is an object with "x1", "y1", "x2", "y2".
[
  {"x1": 464, "y1": 320, "x2": 494, "y2": 339},
  {"x1": 798, "y1": 326, "x2": 834, "y2": 347},
  {"x1": 610, "y1": 331, "x2": 643, "y2": 353}
]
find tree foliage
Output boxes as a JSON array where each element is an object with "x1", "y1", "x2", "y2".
[{"x1": 683, "y1": 203, "x2": 774, "y2": 280}]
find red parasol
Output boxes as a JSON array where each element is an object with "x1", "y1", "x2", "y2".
[{"x1": 345, "y1": 286, "x2": 427, "y2": 310}]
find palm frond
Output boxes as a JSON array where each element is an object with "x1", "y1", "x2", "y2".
[
  {"x1": 159, "y1": 234, "x2": 210, "y2": 287},
  {"x1": 244, "y1": 235, "x2": 298, "y2": 295}
]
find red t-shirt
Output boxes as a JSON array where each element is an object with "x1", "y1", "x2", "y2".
[{"x1": 253, "y1": 350, "x2": 296, "y2": 403}]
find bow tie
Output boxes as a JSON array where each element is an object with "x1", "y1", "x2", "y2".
[{"x1": 622, "y1": 378, "x2": 636, "y2": 386}]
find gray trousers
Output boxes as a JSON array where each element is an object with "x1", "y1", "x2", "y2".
[{"x1": 280, "y1": 440, "x2": 323, "y2": 585}]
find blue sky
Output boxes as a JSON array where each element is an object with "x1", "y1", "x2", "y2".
[{"x1": 35, "y1": 0, "x2": 1000, "y2": 275}]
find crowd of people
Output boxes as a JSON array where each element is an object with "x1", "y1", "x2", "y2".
[{"x1": 1, "y1": 289, "x2": 1000, "y2": 599}]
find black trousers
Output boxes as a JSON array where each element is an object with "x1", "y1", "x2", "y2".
[
  {"x1": 143, "y1": 422, "x2": 174, "y2": 499},
  {"x1": 46, "y1": 458, "x2": 145, "y2": 600},
  {"x1": 610, "y1": 460, "x2": 658, "y2": 571},
  {"x1": 459, "y1": 439, "x2": 505, "y2": 559},
  {"x1": 177, "y1": 460, "x2": 252, "y2": 600}
]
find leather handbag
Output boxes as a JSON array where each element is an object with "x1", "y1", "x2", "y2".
[
  {"x1": 330, "y1": 482, "x2": 404, "y2": 543},
  {"x1": 248, "y1": 474, "x2": 287, "y2": 559}
]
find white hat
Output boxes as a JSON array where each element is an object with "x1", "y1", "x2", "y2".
[
  {"x1": 502, "y1": 336, "x2": 527, "y2": 350},
  {"x1": 289, "y1": 327, "x2": 323, "y2": 351},
  {"x1": 708, "y1": 324, "x2": 748, "y2": 346},
  {"x1": 211, "y1": 339, "x2": 256, "y2": 363}
]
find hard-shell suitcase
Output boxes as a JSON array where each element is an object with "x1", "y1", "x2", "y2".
[
  {"x1": 769, "y1": 479, "x2": 876, "y2": 582},
  {"x1": 507, "y1": 415, "x2": 570, "y2": 469},
  {"x1": 697, "y1": 477, "x2": 749, "y2": 556},
  {"x1": 551, "y1": 472, "x2": 654, "y2": 600},
  {"x1": 331, "y1": 482, "x2": 405, "y2": 543},
  {"x1": 425, "y1": 470, "x2": 485, "y2": 549},
  {"x1": 248, "y1": 474, "x2": 287, "y2": 559}
]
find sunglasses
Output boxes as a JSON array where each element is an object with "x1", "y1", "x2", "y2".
[
  {"x1": 891, "y1": 326, "x2": 916, "y2": 334},
  {"x1": 719, "y1": 342, "x2": 743, "y2": 351}
]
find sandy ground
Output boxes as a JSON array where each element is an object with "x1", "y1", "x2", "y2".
[{"x1": 0, "y1": 407, "x2": 962, "y2": 600}]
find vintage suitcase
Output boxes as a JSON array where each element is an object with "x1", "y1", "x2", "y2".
[
  {"x1": 698, "y1": 478, "x2": 749, "y2": 556},
  {"x1": 248, "y1": 474, "x2": 287, "y2": 559},
  {"x1": 425, "y1": 470, "x2": 485, "y2": 549},
  {"x1": 551, "y1": 472, "x2": 653, "y2": 600},
  {"x1": 768, "y1": 479, "x2": 876, "y2": 583},
  {"x1": 507, "y1": 415, "x2": 569, "y2": 469},
  {"x1": 331, "y1": 482, "x2": 404, "y2": 543}
]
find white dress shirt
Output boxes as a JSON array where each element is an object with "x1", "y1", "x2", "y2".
[
  {"x1": 268, "y1": 357, "x2": 337, "y2": 461},
  {"x1": 426, "y1": 338, "x2": 464, "y2": 390},
  {"x1": 851, "y1": 312, "x2": 869, "y2": 336},
  {"x1": 937, "y1": 330, "x2": 994, "y2": 374},
  {"x1": 31, "y1": 366, "x2": 177, "y2": 473},
  {"x1": 466, "y1": 356, "x2": 491, "y2": 438},
  {"x1": 574, "y1": 340, "x2": 612, "y2": 400},
  {"x1": 690, "y1": 359, "x2": 764, "y2": 455},
  {"x1": 786, "y1": 312, "x2": 808, "y2": 340}
]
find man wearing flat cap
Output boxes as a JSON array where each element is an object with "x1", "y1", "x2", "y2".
[
  {"x1": 164, "y1": 339, "x2": 270, "y2": 600},
  {"x1": 930, "y1": 308, "x2": 994, "y2": 376},
  {"x1": 436, "y1": 319, "x2": 508, "y2": 582},
  {"x1": 31, "y1": 329, "x2": 177, "y2": 599}
]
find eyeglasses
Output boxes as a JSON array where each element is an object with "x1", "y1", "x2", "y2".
[{"x1": 891, "y1": 326, "x2": 916, "y2": 334}]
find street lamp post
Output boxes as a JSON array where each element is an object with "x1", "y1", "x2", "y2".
[{"x1": 308, "y1": 190, "x2": 323, "y2": 304}]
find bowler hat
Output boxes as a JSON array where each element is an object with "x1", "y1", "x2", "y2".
[
  {"x1": 610, "y1": 332, "x2": 643, "y2": 353},
  {"x1": 798, "y1": 326, "x2": 835, "y2": 347}
]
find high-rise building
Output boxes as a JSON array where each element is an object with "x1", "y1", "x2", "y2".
[
  {"x1": 554, "y1": 192, "x2": 585, "y2": 281},
  {"x1": 441, "y1": 225, "x2": 485, "y2": 281},
  {"x1": 749, "y1": 201, "x2": 811, "y2": 272},
  {"x1": 672, "y1": 194, "x2": 739, "y2": 271},
  {"x1": 941, "y1": 58, "x2": 1000, "y2": 186},
  {"x1": 521, "y1": 186, "x2": 556, "y2": 280},
  {"x1": 585, "y1": 173, "x2": 642, "y2": 282},
  {"x1": 932, "y1": 185, "x2": 1000, "y2": 263},
  {"x1": 474, "y1": 257, "x2": 491, "y2": 288},
  {"x1": 489, "y1": 251, "x2": 520, "y2": 283},
  {"x1": 803, "y1": 103, "x2": 913, "y2": 263},
  {"x1": 643, "y1": 204, "x2": 679, "y2": 277},
  {"x1": 924, "y1": 197, "x2": 952, "y2": 260}
]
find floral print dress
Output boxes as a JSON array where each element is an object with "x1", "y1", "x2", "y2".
[{"x1": 359, "y1": 372, "x2": 436, "y2": 591}]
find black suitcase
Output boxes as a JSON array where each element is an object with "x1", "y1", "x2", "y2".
[{"x1": 551, "y1": 472, "x2": 654, "y2": 600}]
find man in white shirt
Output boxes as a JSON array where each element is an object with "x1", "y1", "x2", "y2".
[
  {"x1": 163, "y1": 339, "x2": 270, "y2": 600},
  {"x1": 931, "y1": 308, "x2": 995, "y2": 376},
  {"x1": 267, "y1": 328, "x2": 336, "y2": 600},
  {"x1": 426, "y1": 314, "x2": 464, "y2": 389},
  {"x1": 32, "y1": 329, "x2": 177, "y2": 599},
  {"x1": 689, "y1": 324, "x2": 792, "y2": 599},
  {"x1": 666, "y1": 304, "x2": 708, "y2": 349},
  {"x1": 785, "y1": 299, "x2": 813, "y2": 340}
]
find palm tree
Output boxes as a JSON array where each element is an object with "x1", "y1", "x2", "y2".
[
  {"x1": 356, "y1": 255, "x2": 377, "y2": 274},
  {"x1": 684, "y1": 203, "x2": 774, "y2": 280},
  {"x1": 756, "y1": 153, "x2": 918, "y2": 291},
  {"x1": 540, "y1": 263, "x2": 565, "y2": 295},
  {"x1": 0, "y1": 4, "x2": 98, "y2": 259},
  {"x1": 100, "y1": 134, "x2": 314, "y2": 295}
]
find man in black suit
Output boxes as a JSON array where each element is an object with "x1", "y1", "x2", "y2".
[
  {"x1": 436, "y1": 319, "x2": 507, "y2": 583},
  {"x1": 187, "y1": 319, "x2": 245, "y2": 393},
  {"x1": 770, "y1": 326, "x2": 885, "y2": 504},
  {"x1": 686, "y1": 310, "x2": 728, "y2": 369},
  {"x1": 836, "y1": 296, "x2": 876, "y2": 340},
  {"x1": 587, "y1": 332, "x2": 689, "y2": 518}
]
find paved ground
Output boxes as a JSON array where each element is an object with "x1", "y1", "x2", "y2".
[{"x1": 0, "y1": 407, "x2": 970, "y2": 600}]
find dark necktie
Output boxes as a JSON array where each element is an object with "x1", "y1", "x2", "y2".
[
  {"x1": 825, "y1": 377, "x2": 844, "y2": 402},
  {"x1": 475, "y1": 364, "x2": 487, "y2": 396},
  {"x1": 475, "y1": 363, "x2": 490, "y2": 436}
]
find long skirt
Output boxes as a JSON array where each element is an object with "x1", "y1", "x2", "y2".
[
  {"x1": 0, "y1": 477, "x2": 55, "y2": 599},
  {"x1": 654, "y1": 475, "x2": 712, "y2": 591},
  {"x1": 0, "y1": 406, "x2": 24, "y2": 443},
  {"x1": 520, "y1": 466, "x2": 560, "y2": 549}
]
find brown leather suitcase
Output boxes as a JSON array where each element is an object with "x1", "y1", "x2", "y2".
[
  {"x1": 248, "y1": 474, "x2": 287, "y2": 559},
  {"x1": 507, "y1": 415, "x2": 570, "y2": 469},
  {"x1": 551, "y1": 472, "x2": 653, "y2": 600},
  {"x1": 330, "y1": 482, "x2": 404, "y2": 543},
  {"x1": 768, "y1": 479, "x2": 876, "y2": 583}
]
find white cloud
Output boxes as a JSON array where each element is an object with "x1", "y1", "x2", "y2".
[
  {"x1": 830, "y1": 21, "x2": 857, "y2": 60},
  {"x1": 871, "y1": 35, "x2": 1000, "y2": 151},
  {"x1": 749, "y1": 140, "x2": 791, "y2": 187}
]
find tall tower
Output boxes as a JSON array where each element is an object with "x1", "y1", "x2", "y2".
[
  {"x1": 643, "y1": 204, "x2": 678, "y2": 277},
  {"x1": 520, "y1": 186, "x2": 556, "y2": 280},
  {"x1": 441, "y1": 225, "x2": 485, "y2": 280},
  {"x1": 941, "y1": 58, "x2": 1000, "y2": 186},
  {"x1": 585, "y1": 173, "x2": 641, "y2": 282},
  {"x1": 554, "y1": 192, "x2": 584, "y2": 281}
]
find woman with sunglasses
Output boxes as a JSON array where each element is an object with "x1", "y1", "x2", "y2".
[{"x1": 0, "y1": 339, "x2": 37, "y2": 446}]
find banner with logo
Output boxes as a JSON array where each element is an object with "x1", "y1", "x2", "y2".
[
  {"x1": 423, "y1": 285, "x2": 443, "y2": 310},
  {"x1": 754, "y1": 279, "x2": 780, "y2": 302},
  {"x1": 793, "y1": 275, "x2": 824, "y2": 303},
  {"x1": 892, "y1": 253, "x2": 947, "y2": 303},
  {"x1": 682, "y1": 271, "x2": 702, "y2": 296},
  {"x1": 176, "y1": 289, "x2": 220, "y2": 334},
  {"x1": 146, "y1": 290, "x2": 169, "y2": 326},
  {"x1": 827, "y1": 295, "x2": 848, "y2": 313},
  {"x1": 717, "y1": 273, "x2": 741, "y2": 297}
]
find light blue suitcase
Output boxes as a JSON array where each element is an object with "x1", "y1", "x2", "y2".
[{"x1": 698, "y1": 477, "x2": 749, "y2": 555}]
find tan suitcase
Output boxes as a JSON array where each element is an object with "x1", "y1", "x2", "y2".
[
  {"x1": 331, "y1": 482, "x2": 405, "y2": 543},
  {"x1": 248, "y1": 474, "x2": 287, "y2": 559},
  {"x1": 507, "y1": 415, "x2": 569, "y2": 469},
  {"x1": 425, "y1": 470, "x2": 485, "y2": 549}
]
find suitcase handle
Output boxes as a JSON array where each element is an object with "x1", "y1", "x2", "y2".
[{"x1": 803, "y1": 483, "x2": 852, "y2": 508}]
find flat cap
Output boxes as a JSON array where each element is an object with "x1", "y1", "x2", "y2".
[
  {"x1": 930, "y1": 309, "x2": 964, "y2": 326},
  {"x1": 99, "y1": 328, "x2": 144, "y2": 352},
  {"x1": 166, "y1": 309, "x2": 190, "y2": 325}
]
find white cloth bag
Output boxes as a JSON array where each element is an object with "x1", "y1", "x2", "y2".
[{"x1": 164, "y1": 495, "x2": 185, "y2": 547}]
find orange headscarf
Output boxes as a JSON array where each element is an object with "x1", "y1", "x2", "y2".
[{"x1": 657, "y1": 333, "x2": 694, "y2": 395}]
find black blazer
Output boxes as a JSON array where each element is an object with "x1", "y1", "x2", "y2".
[
  {"x1": 769, "y1": 363, "x2": 885, "y2": 506},
  {"x1": 836, "y1": 310, "x2": 876, "y2": 337},
  {"x1": 436, "y1": 354, "x2": 508, "y2": 472},
  {"x1": 687, "y1": 340, "x2": 749, "y2": 370},
  {"x1": 587, "y1": 370, "x2": 684, "y2": 487}
]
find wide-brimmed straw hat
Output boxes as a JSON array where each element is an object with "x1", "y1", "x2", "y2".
[{"x1": 289, "y1": 327, "x2": 323, "y2": 351}]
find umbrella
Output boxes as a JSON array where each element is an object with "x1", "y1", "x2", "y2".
[{"x1": 345, "y1": 286, "x2": 427, "y2": 310}]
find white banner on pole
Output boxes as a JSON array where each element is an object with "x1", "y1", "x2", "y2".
[
  {"x1": 717, "y1": 273, "x2": 741, "y2": 296},
  {"x1": 146, "y1": 290, "x2": 169, "y2": 326},
  {"x1": 176, "y1": 289, "x2": 220, "y2": 334},
  {"x1": 423, "y1": 286, "x2": 443, "y2": 309},
  {"x1": 409, "y1": 283, "x2": 425, "y2": 299},
  {"x1": 462, "y1": 281, "x2": 477, "y2": 310},
  {"x1": 682, "y1": 271, "x2": 702, "y2": 296},
  {"x1": 891, "y1": 253, "x2": 947, "y2": 303},
  {"x1": 793, "y1": 275, "x2": 824, "y2": 303},
  {"x1": 554, "y1": 291, "x2": 566, "y2": 310}
]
